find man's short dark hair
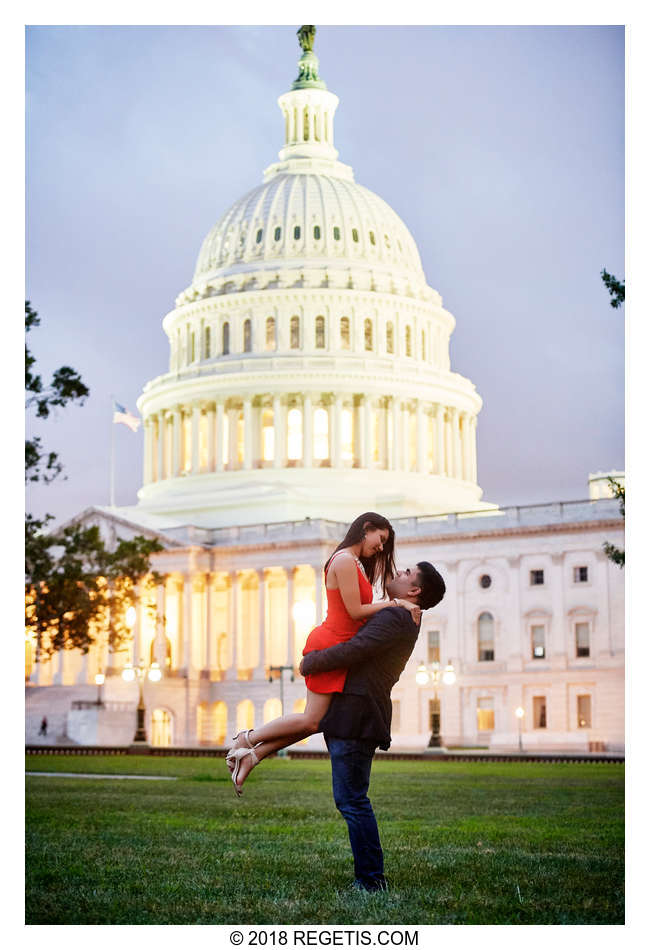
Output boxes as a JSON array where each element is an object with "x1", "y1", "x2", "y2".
[{"x1": 415, "y1": 561, "x2": 446, "y2": 610}]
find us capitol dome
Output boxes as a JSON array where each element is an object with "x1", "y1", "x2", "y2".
[{"x1": 136, "y1": 28, "x2": 492, "y2": 529}]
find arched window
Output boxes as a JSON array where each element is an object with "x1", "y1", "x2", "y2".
[
  {"x1": 293, "y1": 225, "x2": 301, "y2": 240},
  {"x1": 405, "y1": 325, "x2": 413, "y2": 357},
  {"x1": 222, "y1": 321, "x2": 230, "y2": 355},
  {"x1": 315, "y1": 315, "x2": 325, "y2": 349},
  {"x1": 151, "y1": 708, "x2": 173, "y2": 747},
  {"x1": 421, "y1": 329, "x2": 426, "y2": 360},
  {"x1": 386, "y1": 321, "x2": 394, "y2": 354},
  {"x1": 274, "y1": 226, "x2": 281, "y2": 241},
  {"x1": 333, "y1": 226, "x2": 341, "y2": 241},
  {"x1": 255, "y1": 228, "x2": 263, "y2": 243},
  {"x1": 352, "y1": 228, "x2": 359, "y2": 243},
  {"x1": 190, "y1": 332, "x2": 196, "y2": 362},
  {"x1": 265, "y1": 317, "x2": 276, "y2": 351},
  {"x1": 243, "y1": 319, "x2": 252, "y2": 352},
  {"x1": 212, "y1": 701, "x2": 227, "y2": 745},
  {"x1": 314, "y1": 225, "x2": 321, "y2": 240},
  {"x1": 236, "y1": 699, "x2": 255, "y2": 734},
  {"x1": 204, "y1": 326, "x2": 211, "y2": 359},
  {"x1": 369, "y1": 231, "x2": 376, "y2": 246},
  {"x1": 303, "y1": 106, "x2": 309, "y2": 142},
  {"x1": 290, "y1": 315, "x2": 300, "y2": 349},
  {"x1": 182, "y1": 412, "x2": 191, "y2": 473},
  {"x1": 340, "y1": 316, "x2": 351, "y2": 350},
  {"x1": 478, "y1": 612, "x2": 495, "y2": 662},
  {"x1": 287, "y1": 408, "x2": 303, "y2": 460},
  {"x1": 364, "y1": 318, "x2": 373, "y2": 351},
  {"x1": 313, "y1": 408, "x2": 329, "y2": 461}
]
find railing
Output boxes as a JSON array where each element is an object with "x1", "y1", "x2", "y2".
[{"x1": 158, "y1": 497, "x2": 622, "y2": 547}]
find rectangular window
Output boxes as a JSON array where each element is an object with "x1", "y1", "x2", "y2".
[
  {"x1": 477, "y1": 697, "x2": 494, "y2": 731},
  {"x1": 530, "y1": 569, "x2": 545, "y2": 585},
  {"x1": 391, "y1": 699, "x2": 401, "y2": 732},
  {"x1": 573, "y1": 566, "x2": 589, "y2": 583},
  {"x1": 577, "y1": 694, "x2": 592, "y2": 728},
  {"x1": 427, "y1": 630, "x2": 440, "y2": 665},
  {"x1": 531, "y1": 624, "x2": 546, "y2": 659},
  {"x1": 575, "y1": 622, "x2": 590, "y2": 657},
  {"x1": 533, "y1": 696, "x2": 547, "y2": 728}
]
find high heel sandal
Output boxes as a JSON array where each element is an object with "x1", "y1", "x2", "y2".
[
  {"x1": 225, "y1": 729, "x2": 256, "y2": 773},
  {"x1": 228, "y1": 746, "x2": 259, "y2": 797}
]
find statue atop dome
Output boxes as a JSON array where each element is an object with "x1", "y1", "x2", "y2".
[
  {"x1": 292, "y1": 25, "x2": 326, "y2": 89},
  {"x1": 297, "y1": 25, "x2": 316, "y2": 52}
]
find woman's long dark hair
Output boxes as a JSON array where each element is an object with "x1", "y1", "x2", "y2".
[{"x1": 324, "y1": 512, "x2": 396, "y2": 596}]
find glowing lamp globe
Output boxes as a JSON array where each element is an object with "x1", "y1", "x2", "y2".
[
  {"x1": 415, "y1": 664, "x2": 430, "y2": 686},
  {"x1": 442, "y1": 663, "x2": 456, "y2": 686},
  {"x1": 148, "y1": 662, "x2": 162, "y2": 683},
  {"x1": 122, "y1": 665, "x2": 136, "y2": 683}
]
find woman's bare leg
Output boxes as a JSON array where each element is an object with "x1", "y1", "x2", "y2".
[
  {"x1": 230, "y1": 690, "x2": 332, "y2": 749},
  {"x1": 229, "y1": 691, "x2": 332, "y2": 789}
]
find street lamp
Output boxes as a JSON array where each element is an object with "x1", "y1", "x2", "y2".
[
  {"x1": 122, "y1": 660, "x2": 162, "y2": 745},
  {"x1": 269, "y1": 665, "x2": 294, "y2": 716},
  {"x1": 414, "y1": 659, "x2": 456, "y2": 747},
  {"x1": 94, "y1": 671, "x2": 105, "y2": 705},
  {"x1": 515, "y1": 705, "x2": 525, "y2": 752}
]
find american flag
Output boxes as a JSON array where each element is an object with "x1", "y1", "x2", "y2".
[{"x1": 113, "y1": 401, "x2": 140, "y2": 432}]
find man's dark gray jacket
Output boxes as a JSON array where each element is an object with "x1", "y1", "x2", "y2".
[{"x1": 300, "y1": 605, "x2": 420, "y2": 750}]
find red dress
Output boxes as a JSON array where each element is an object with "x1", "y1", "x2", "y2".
[{"x1": 302, "y1": 555, "x2": 374, "y2": 694}]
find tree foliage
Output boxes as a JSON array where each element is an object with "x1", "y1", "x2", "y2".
[
  {"x1": 600, "y1": 269, "x2": 625, "y2": 309},
  {"x1": 26, "y1": 523, "x2": 163, "y2": 658},
  {"x1": 602, "y1": 476, "x2": 625, "y2": 568},
  {"x1": 25, "y1": 300, "x2": 90, "y2": 484}
]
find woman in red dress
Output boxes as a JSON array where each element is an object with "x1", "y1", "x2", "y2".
[{"x1": 227, "y1": 512, "x2": 421, "y2": 794}]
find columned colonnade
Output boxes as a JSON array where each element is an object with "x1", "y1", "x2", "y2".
[
  {"x1": 142, "y1": 394, "x2": 478, "y2": 484},
  {"x1": 130, "y1": 564, "x2": 326, "y2": 681}
]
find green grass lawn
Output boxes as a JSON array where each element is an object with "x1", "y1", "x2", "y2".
[{"x1": 25, "y1": 754, "x2": 624, "y2": 925}]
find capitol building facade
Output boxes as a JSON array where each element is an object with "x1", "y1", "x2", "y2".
[{"x1": 25, "y1": 30, "x2": 624, "y2": 754}]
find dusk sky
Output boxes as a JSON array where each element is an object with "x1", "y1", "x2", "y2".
[{"x1": 25, "y1": 24, "x2": 624, "y2": 528}]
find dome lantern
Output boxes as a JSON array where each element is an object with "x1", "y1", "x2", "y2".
[{"x1": 267, "y1": 25, "x2": 346, "y2": 177}]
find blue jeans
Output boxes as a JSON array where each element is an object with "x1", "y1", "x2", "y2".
[{"x1": 325, "y1": 736, "x2": 386, "y2": 891}]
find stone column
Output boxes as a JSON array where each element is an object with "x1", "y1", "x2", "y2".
[
  {"x1": 377, "y1": 399, "x2": 387, "y2": 469},
  {"x1": 402, "y1": 402, "x2": 411, "y2": 472},
  {"x1": 332, "y1": 394, "x2": 343, "y2": 468},
  {"x1": 206, "y1": 403, "x2": 216, "y2": 472},
  {"x1": 157, "y1": 412, "x2": 165, "y2": 481},
  {"x1": 451, "y1": 407, "x2": 461, "y2": 480},
  {"x1": 315, "y1": 565, "x2": 324, "y2": 625},
  {"x1": 172, "y1": 407, "x2": 182, "y2": 477},
  {"x1": 228, "y1": 407, "x2": 238, "y2": 469},
  {"x1": 416, "y1": 400, "x2": 426, "y2": 473},
  {"x1": 243, "y1": 396, "x2": 253, "y2": 469},
  {"x1": 470, "y1": 416, "x2": 478, "y2": 482},
  {"x1": 182, "y1": 574, "x2": 193, "y2": 674},
  {"x1": 254, "y1": 569, "x2": 267, "y2": 680},
  {"x1": 191, "y1": 404, "x2": 201, "y2": 474},
  {"x1": 204, "y1": 572, "x2": 213, "y2": 675},
  {"x1": 459, "y1": 412, "x2": 470, "y2": 481},
  {"x1": 227, "y1": 571, "x2": 239, "y2": 680},
  {"x1": 286, "y1": 568, "x2": 296, "y2": 670},
  {"x1": 215, "y1": 401, "x2": 225, "y2": 471},
  {"x1": 444, "y1": 408, "x2": 452, "y2": 479},
  {"x1": 303, "y1": 393, "x2": 313, "y2": 467},
  {"x1": 143, "y1": 419, "x2": 153, "y2": 484},
  {"x1": 391, "y1": 397, "x2": 401, "y2": 470},
  {"x1": 154, "y1": 579, "x2": 166, "y2": 669},
  {"x1": 435, "y1": 404, "x2": 445, "y2": 476},
  {"x1": 361, "y1": 396, "x2": 371, "y2": 468}
]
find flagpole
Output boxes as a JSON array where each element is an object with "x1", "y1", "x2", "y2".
[{"x1": 110, "y1": 394, "x2": 115, "y2": 508}]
